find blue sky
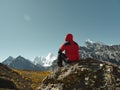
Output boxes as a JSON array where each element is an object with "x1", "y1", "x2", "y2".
[{"x1": 0, "y1": 0, "x2": 120, "y2": 62}]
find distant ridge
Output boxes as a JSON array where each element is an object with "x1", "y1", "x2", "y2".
[
  {"x1": 80, "y1": 40, "x2": 120, "y2": 65},
  {"x1": 2, "y1": 56, "x2": 45, "y2": 71},
  {"x1": 2, "y1": 40, "x2": 120, "y2": 71}
]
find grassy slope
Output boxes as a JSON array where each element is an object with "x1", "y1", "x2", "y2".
[{"x1": 14, "y1": 69, "x2": 51, "y2": 90}]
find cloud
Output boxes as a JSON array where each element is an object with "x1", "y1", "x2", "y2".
[{"x1": 24, "y1": 14, "x2": 31, "y2": 22}]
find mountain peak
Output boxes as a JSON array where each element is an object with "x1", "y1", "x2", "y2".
[
  {"x1": 46, "y1": 53, "x2": 54, "y2": 60},
  {"x1": 85, "y1": 39, "x2": 94, "y2": 44},
  {"x1": 84, "y1": 39, "x2": 106, "y2": 49},
  {"x1": 16, "y1": 55, "x2": 25, "y2": 59},
  {"x1": 85, "y1": 39, "x2": 105, "y2": 45},
  {"x1": 7, "y1": 56, "x2": 14, "y2": 59},
  {"x1": 2, "y1": 56, "x2": 14, "y2": 65},
  {"x1": 33, "y1": 53, "x2": 56, "y2": 67}
]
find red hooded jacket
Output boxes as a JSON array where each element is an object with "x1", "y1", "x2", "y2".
[{"x1": 59, "y1": 34, "x2": 79, "y2": 61}]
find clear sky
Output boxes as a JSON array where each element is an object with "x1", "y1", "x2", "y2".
[{"x1": 0, "y1": 0, "x2": 120, "y2": 62}]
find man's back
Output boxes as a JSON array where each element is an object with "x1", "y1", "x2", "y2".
[
  {"x1": 59, "y1": 33, "x2": 79, "y2": 61},
  {"x1": 61, "y1": 41, "x2": 79, "y2": 61}
]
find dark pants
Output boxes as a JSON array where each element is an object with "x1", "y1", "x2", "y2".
[
  {"x1": 57, "y1": 53, "x2": 67, "y2": 67},
  {"x1": 57, "y1": 53, "x2": 78, "y2": 67}
]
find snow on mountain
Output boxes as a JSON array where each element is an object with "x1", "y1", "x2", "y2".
[
  {"x1": 33, "y1": 53, "x2": 56, "y2": 67},
  {"x1": 34, "y1": 56, "x2": 46, "y2": 66},
  {"x1": 85, "y1": 39, "x2": 105, "y2": 49},
  {"x1": 80, "y1": 40, "x2": 120, "y2": 65},
  {"x1": 86, "y1": 39, "x2": 94, "y2": 44},
  {"x1": 2, "y1": 53, "x2": 57, "y2": 70},
  {"x1": 2, "y1": 39, "x2": 120, "y2": 71}
]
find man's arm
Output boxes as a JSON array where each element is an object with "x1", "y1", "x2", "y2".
[{"x1": 58, "y1": 50, "x2": 63, "y2": 54}]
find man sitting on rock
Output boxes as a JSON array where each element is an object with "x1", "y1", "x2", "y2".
[{"x1": 57, "y1": 33, "x2": 80, "y2": 67}]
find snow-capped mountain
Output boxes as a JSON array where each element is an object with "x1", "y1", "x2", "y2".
[
  {"x1": 2, "y1": 53, "x2": 56, "y2": 70},
  {"x1": 33, "y1": 53, "x2": 56, "y2": 67},
  {"x1": 34, "y1": 56, "x2": 45, "y2": 66},
  {"x1": 80, "y1": 39, "x2": 120, "y2": 65},
  {"x1": 2, "y1": 40, "x2": 120, "y2": 71},
  {"x1": 51, "y1": 39, "x2": 120, "y2": 67},
  {"x1": 85, "y1": 39, "x2": 105, "y2": 49}
]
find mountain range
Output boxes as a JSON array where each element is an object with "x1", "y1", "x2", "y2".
[
  {"x1": 2, "y1": 56, "x2": 41, "y2": 70},
  {"x1": 80, "y1": 39, "x2": 120, "y2": 65},
  {"x1": 2, "y1": 40, "x2": 120, "y2": 70},
  {"x1": 2, "y1": 53, "x2": 56, "y2": 71}
]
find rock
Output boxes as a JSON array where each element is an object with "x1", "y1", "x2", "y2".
[
  {"x1": 0, "y1": 78, "x2": 17, "y2": 89},
  {"x1": 39, "y1": 58, "x2": 120, "y2": 90},
  {"x1": 0, "y1": 63, "x2": 32, "y2": 90}
]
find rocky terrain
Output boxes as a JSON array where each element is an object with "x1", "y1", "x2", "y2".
[
  {"x1": 39, "y1": 58, "x2": 120, "y2": 90},
  {"x1": 80, "y1": 40, "x2": 120, "y2": 66},
  {"x1": 0, "y1": 63, "x2": 32, "y2": 90}
]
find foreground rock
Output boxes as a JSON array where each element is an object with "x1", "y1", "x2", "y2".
[
  {"x1": 39, "y1": 58, "x2": 120, "y2": 90},
  {"x1": 0, "y1": 63, "x2": 32, "y2": 90}
]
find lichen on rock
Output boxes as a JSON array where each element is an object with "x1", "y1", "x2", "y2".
[{"x1": 39, "y1": 58, "x2": 120, "y2": 90}]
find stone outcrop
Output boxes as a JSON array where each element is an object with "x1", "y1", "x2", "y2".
[
  {"x1": 0, "y1": 78, "x2": 17, "y2": 89},
  {"x1": 39, "y1": 58, "x2": 120, "y2": 90},
  {"x1": 0, "y1": 63, "x2": 32, "y2": 90}
]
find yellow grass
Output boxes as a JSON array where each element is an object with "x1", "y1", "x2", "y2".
[{"x1": 13, "y1": 69, "x2": 51, "y2": 90}]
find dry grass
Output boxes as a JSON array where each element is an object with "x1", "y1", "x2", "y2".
[{"x1": 13, "y1": 69, "x2": 51, "y2": 90}]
